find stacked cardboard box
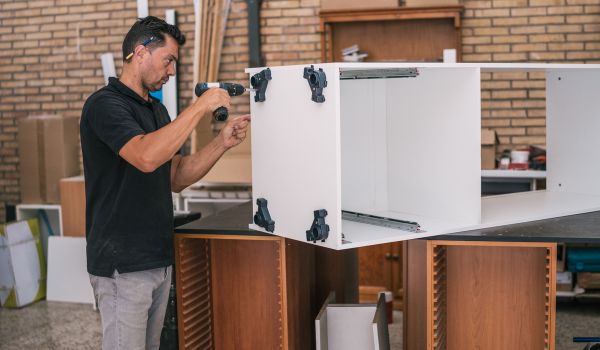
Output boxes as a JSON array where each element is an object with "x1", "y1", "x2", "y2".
[
  {"x1": 481, "y1": 128, "x2": 498, "y2": 170},
  {"x1": 18, "y1": 115, "x2": 80, "y2": 204},
  {"x1": 59, "y1": 176, "x2": 86, "y2": 237},
  {"x1": 577, "y1": 272, "x2": 600, "y2": 289},
  {"x1": 201, "y1": 132, "x2": 252, "y2": 184}
]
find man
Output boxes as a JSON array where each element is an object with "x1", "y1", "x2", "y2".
[{"x1": 80, "y1": 16, "x2": 250, "y2": 349}]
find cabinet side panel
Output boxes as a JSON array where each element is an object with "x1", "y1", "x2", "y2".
[
  {"x1": 211, "y1": 239, "x2": 283, "y2": 350},
  {"x1": 175, "y1": 237, "x2": 213, "y2": 350},
  {"x1": 341, "y1": 79, "x2": 388, "y2": 214},
  {"x1": 285, "y1": 239, "x2": 317, "y2": 350},
  {"x1": 386, "y1": 67, "x2": 481, "y2": 225},
  {"x1": 446, "y1": 245, "x2": 547, "y2": 350},
  {"x1": 249, "y1": 65, "x2": 342, "y2": 249},
  {"x1": 547, "y1": 69, "x2": 600, "y2": 195}
]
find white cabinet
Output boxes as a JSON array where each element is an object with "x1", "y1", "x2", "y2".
[
  {"x1": 316, "y1": 293, "x2": 389, "y2": 350},
  {"x1": 16, "y1": 204, "x2": 62, "y2": 261},
  {"x1": 246, "y1": 62, "x2": 600, "y2": 249}
]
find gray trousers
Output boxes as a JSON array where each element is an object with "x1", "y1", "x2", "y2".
[{"x1": 89, "y1": 266, "x2": 172, "y2": 350}]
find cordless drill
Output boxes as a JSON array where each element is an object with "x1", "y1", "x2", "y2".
[{"x1": 194, "y1": 82, "x2": 252, "y2": 122}]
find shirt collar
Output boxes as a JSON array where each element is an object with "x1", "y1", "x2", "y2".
[{"x1": 108, "y1": 77, "x2": 154, "y2": 107}]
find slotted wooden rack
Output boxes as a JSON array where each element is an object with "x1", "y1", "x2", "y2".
[{"x1": 175, "y1": 237, "x2": 213, "y2": 350}]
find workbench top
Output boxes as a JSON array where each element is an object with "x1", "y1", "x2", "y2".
[
  {"x1": 175, "y1": 201, "x2": 600, "y2": 243},
  {"x1": 174, "y1": 200, "x2": 266, "y2": 236}
]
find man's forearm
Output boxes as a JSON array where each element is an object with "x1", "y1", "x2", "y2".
[
  {"x1": 129, "y1": 105, "x2": 205, "y2": 168},
  {"x1": 172, "y1": 137, "x2": 228, "y2": 192}
]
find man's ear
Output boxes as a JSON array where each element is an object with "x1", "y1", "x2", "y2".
[{"x1": 134, "y1": 45, "x2": 147, "y2": 62}]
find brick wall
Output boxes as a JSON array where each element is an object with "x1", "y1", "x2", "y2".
[
  {"x1": 461, "y1": 0, "x2": 600, "y2": 151},
  {"x1": 1, "y1": 0, "x2": 600, "y2": 221}
]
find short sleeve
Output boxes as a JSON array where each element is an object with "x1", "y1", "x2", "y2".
[{"x1": 86, "y1": 96, "x2": 145, "y2": 155}]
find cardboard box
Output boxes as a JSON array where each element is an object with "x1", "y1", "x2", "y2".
[
  {"x1": 18, "y1": 115, "x2": 80, "y2": 204},
  {"x1": 556, "y1": 271, "x2": 573, "y2": 292},
  {"x1": 0, "y1": 218, "x2": 46, "y2": 308},
  {"x1": 481, "y1": 128, "x2": 498, "y2": 170},
  {"x1": 201, "y1": 154, "x2": 252, "y2": 184},
  {"x1": 577, "y1": 272, "x2": 600, "y2": 289},
  {"x1": 46, "y1": 236, "x2": 94, "y2": 304},
  {"x1": 59, "y1": 176, "x2": 86, "y2": 237},
  {"x1": 321, "y1": 0, "x2": 398, "y2": 11},
  {"x1": 404, "y1": 0, "x2": 461, "y2": 7}
]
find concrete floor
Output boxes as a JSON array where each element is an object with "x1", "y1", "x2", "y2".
[{"x1": 0, "y1": 301, "x2": 598, "y2": 349}]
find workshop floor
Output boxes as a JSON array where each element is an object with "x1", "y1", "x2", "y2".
[{"x1": 0, "y1": 301, "x2": 598, "y2": 349}]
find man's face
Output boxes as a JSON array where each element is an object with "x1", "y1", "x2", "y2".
[{"x1": 140, "y1": 35, "x2": 178, "y2": 92}]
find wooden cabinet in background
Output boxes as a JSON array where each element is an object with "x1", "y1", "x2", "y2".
[
  {"x1": 319, "y1": 6, "x2": 463, "y2": 63},
  {"x1": 359, "y1": 243, "x2": 403, "y2": 310}
]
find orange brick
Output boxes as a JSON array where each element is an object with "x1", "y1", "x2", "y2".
[
  {"x1": 474, "y1": 9, "x2": 511, "y2": 17},
  {"x1": 494, "y1": 0, "x2": 528, "y2": 7},
  {"x1": 513, "y1": 43, "x2": 548, "y2": 52},
  {"x1": 482, "y1": 119, "x2": 511, "y2": 127},
  {"x1": 493, "y1": 35, "x2": 527, "y2": 43},
  {"x1": 493, "y1": 17, "x2": 528, "y2": 26},
  {"x1": 474, "y1": 27, "x2": 509, "y2": 35},
  {"x1": 567, "y1": 14, "x2": 600, "y2": 23},
  {"x1": 493, "y1": 53, "x2": 528, "y2": 61},
  {"x1": 530, "y1": 15, "x2": 565, "y2": 24},
  {"x1": 463, "y1": 36, "x2": 492, "y2": 44},
  {"x1": 476, "y1": 44, "x2": 510, "y2": 53},
  {"x1": 511, "y1": 7, "x2": 547, "y2": 16},
  {"x1": 266, "y1": 1, "x2": 301, "y2": 9},
  {"x1": 567, "y1": 51, "x2": 600, "y2": 59},
  {"x1": 529, "y1": 33, "x2": 566, "y2": 42},
  {"x1": 495, "y1": 127, "x2": 526, "y2": 136},
  {"x1": 463, "y1": 19, "x2": 492, "y2": 27},
  {"x1": 567, "y1": 33, "x2": 600, "y2": 41},
  {"x1": 492, "y1": 90, "x2": 527, "y2": 99},
  {"x1": 548, "y1": 5, "x2": 583, "y2": 14},
  {"x1": 529, "y1": 0, "x2": 565, "y2": 6},
  {"x1": 512, "y1": 118, "x2": 546, "y2": 126}
]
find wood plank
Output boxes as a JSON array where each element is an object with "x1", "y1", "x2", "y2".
[
  {"x1": 403, "y1": 240, "x2": 427, "y2": 350},
  {"x1": 211, "y1": 239, "x2": 283, "y2": 350},
  {"x1": 445, "y1": 245, "x2": 548, "y2": 350},
  {"x1": 283, "y1": 238, "x2": 316, "y2": 350}
]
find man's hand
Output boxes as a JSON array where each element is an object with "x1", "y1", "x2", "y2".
[
  {"x1": 170, "y1": 114, "x2": 252, "y2": 192},
  {"x1": 194, "y1": 88, "x2": 231, "y2": 117},
  {"x1": 218, "y1": 114, "x2": 251, "y2": 149}
]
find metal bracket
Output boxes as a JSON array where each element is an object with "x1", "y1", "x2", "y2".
[
  {"x1": 254, "y1": 198, "x2": 275, "y2": 232},
  {"x1": 250, "y1": 68, "x2": 271, "y2": 102},
  {"x1": 306, "y1": 209, "x2": 330, "y2": 243},
  {"x1": 303, "y1": 65, "x2": 327, "y2": 103}
]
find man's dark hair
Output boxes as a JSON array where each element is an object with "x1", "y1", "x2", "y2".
[{"x1": 122, "y1": 16, "x2": 186, "y2": 61}]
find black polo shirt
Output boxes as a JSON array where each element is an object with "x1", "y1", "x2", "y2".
[{"x1": 80, "y1": 77, "x2": 175, "y2": 277}]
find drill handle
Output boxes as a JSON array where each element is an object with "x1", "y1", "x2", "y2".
[{"x1": 194, "y1": 83, "x2": 229, "y2": 122}]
